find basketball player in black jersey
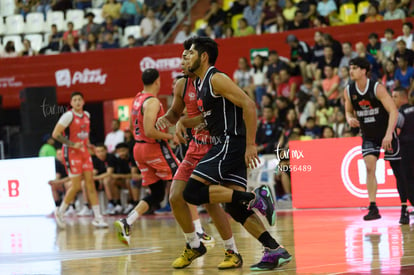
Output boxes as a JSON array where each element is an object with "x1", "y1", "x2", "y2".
[
  {"x1": 392, "y1": 87, "x2": 414, "y2": 223},
  {"x1": 344, "y1": 57, "x2": 400, "y2": 221},
  {"x1": 180, "y1": 36, "x2": 291, "y2": 271}
]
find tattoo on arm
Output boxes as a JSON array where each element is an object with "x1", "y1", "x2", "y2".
[{"x1": 55, "y1": 134, "x2": 75, "y2": 147}]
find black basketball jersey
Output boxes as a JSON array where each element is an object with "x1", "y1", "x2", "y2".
[
  {"x1": 347, "y1": 79, "x2": 388, "y2": 139},
  {"x1": 195, "y1": 66, "x2": 246, "y2": 138},
  {"x1": 399, "y1": 104, "x2": 414, "y2": 145}
]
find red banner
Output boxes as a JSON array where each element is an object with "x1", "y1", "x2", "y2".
[
  {"x1": 0, "y1": 19, "x2": 412, "y2": 109},
  {"x1": 290, "y1": 137, "x2": 400, "y2": 208}
]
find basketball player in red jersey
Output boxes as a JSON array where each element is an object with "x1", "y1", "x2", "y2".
[
  {"x1": 156, "y1": 42, "x2": 242, "y2": 269},
  {"x1": 114, "y1": 68, "x2": 180, "y2": 246},
  {"x1": 52, "y1": 91, "x2": 108, "y2": 229}
]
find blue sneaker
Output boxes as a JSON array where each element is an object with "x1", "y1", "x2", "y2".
[
  {"x1": 154, "y1": 203, "x2": 171, "y2": 215},
  {"x1": 248, "y1": 185, "x2": 277, "y2": 226},
  {"x1": 250, "y1": 246, "x2": 292, "y2": 271}
]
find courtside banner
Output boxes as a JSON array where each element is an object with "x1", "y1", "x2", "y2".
[{"x1": 290, "y1": 137, "x2": 400, "y2": 208}]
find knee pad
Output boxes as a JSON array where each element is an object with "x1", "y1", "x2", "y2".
[
  {"x1": 225, "y1": 201, "x2": 254, "y2": 225},
  {"x1": 183, "y1": 178, "x2": 210, "y2": 205},
  {"x1": 143, "y1": 180, "x2": 165, "y2": 207}
]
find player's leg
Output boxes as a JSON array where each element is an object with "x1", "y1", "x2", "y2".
[
  {"x1": 188, "y1": 204, "x2": 214, "y2": 244},
  {"x1": 363, "y1": 154, "x2": 381, "y2": 220},
  {"x1": 55, "y1": 174, "x2": 82, "y2": 229},
  {"x1": 102, "y1": 176, "x2": 115, "y2": 214},
  {"x1": 83, "y1": 170, "x2": 108, "y2": 227},
  {"x1": 108, "y1": 178, "x2": 124, "y2": 215}
]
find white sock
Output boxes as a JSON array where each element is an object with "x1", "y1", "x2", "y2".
[
  {"x1": 92, "y1": 205, "x2": 102, "y2": 219},
  {"x1": 193, "y1": 219, "x2": 203, "y2": 234},
  {"x1": 223, "y1": 236, "x2": 238, "y2": 253},
  {"x1": 59, "y1": 201, "x2": 68, "y2": 214},
  {"x1": 126, "y1": 210, "x2": 139, "y2": 225},
  {"x1": 184, "y1": 231, "x2": 200, "y2": 249}
]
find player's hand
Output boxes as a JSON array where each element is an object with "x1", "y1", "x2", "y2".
[
  {"x1": 347, "y1": 117, "x2": 360, "y2": 128},
  {"x1": 156, "y1": 116, "x2": 173, "y2": 130},
  {"x1": 245, "y1": 144, "x2": 260, "y2": 169},
  {"x1": 175, "y1": 121, "x2": 187, "y2": 144},
  {"x1": 72, "y1": 142, "x2": 83, "y2": 149},
  {"x1": 382, "y1": 133, "x2": 393, "y2": 152}
]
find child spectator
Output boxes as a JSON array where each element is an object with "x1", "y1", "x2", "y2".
[
  {"x1": 315, "y1": 94, "x2": 334, "y2": 126},
  {"x1": 364, "y1": 4, "x2": 383, "y2": 22},
  {"x1": 234, "y1": 17, "x2": 256, "y2": 37},
  {"x1": 321, "y1": 125, "x2": 335, "y2": 138},
  {"x1": 303, "y1": 117, "x2": 321, "y2": 139},
  {"x1": 379, "y1": 28, "x2": 397, "y2": 64},
  {"x1": 394, "y1": 54, "x2": 414, "y2": 90},
  {"x1": 397, "y1": 22, "x2": 413, "y2": 50}
]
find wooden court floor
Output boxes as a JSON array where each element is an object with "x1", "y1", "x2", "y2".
[{"x1": 0, "y1": 208, "x2": 414, "y2": 275}]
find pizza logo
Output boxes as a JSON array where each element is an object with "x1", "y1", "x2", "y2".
[{"x1": 358, "y1": 99, "x2": 372, "y2": 110}]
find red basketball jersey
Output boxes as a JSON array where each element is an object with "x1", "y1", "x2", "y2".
[
  {"x1": 66, "y1": 110, "x2": 90, "y2": 146},
  {"x1": 131, "y1": 92, "x2": 166, "y2": 143}
]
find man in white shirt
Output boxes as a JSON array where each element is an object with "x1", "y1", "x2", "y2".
[
  {"x1": 104, "y1": 119, "x2": 125, "y2": 153},
  {"x1": 174, "y1": 21, "x2": 195, "y2": 44}
]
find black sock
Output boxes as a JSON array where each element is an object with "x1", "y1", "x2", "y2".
[
  {"x1": 133, "y1": 200, "x2": 139, "y2": 205},
  {"x1": 115, "y1": 200, "x2": 121, "y2": 206},
  {"x1": 85, "y1": 203, "x2": 90, "y2": 208},
  {"x1": 232, "y1": 190, "x2": 255, "y2": 204},
  {"x1": 402, "y1": 205, "x2": 407, "y2": 212},
  {"x1": 55, "y1": 199, "x2": 62, "y2": 207},
  {"x1": 70, "y1": 203, "x2": 75, "y2": 208},
  {"x1": 109, "y1": 200, "x2": 115, "y2": 205},
  {"x1": 258, "y1": 231, "x2": 279, "y2": 249},
  {"x1": 369, "y1": 202, "x2": 377, "y2": 208}
]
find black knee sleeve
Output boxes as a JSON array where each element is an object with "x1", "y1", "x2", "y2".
[
  {"x1": 225, "y1": 201, "x2": 254, "y2": 225},
  {"x1": 143, "y1": 180, "x2": 166, "y2": 207},
  {"x1": 183, "y1": 178, "x2": 209, "y2": 205}
]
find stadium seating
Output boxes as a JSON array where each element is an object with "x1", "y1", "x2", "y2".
[
  {"x1": 339, "y1": 3, "x2": 359, "y2": 24},
  {"x1": 5, "y1": 15, "x2": 25, "y2": 35},
  {"x1": 123, "y1": 25, "x2": 141, "y2": 46},
  {"x1": 357, "y1": 1, "x2": 370, "y2": 16},
  {"x1": 24, "y1": 34, "x2": 44, "y2": 52},
  {"x1": 2, "y1": 35, "x2": 23, "y2": 52},
  {"x1": 87, "y1": 8, "x2": 104, "y2": 24},
  {"x1": 65, "y1": 9, "x2": 86, "y2": 30},
  {"x1": 25, "y1": 12, "x2": 46, "y2": 33},
  {"x1": 231, "y1": 14, "x2": 244, "y2": 31},
  {"x1": 194, "y1": 18, "x2": 207, "y2": 31},
  {"x1": 46, "y1": 11, "x2": 65, "y2": 32},
  {"x1": 0, "y1": 18, "x2": 5, "y2": 35},
  {"x1": 0, "y1": 0, "x2": 15, "y2": 17},
  {"x1": 223, "y1": 0, "x2": 234, "y2": 11}
]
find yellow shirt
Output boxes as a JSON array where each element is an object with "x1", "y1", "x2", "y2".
[{"x1": 102, "y1": 3, "x2": 122, "y2": 20}]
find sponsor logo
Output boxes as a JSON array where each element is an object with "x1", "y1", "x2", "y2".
[
  {"x1": 139, "y1": 57, "x2": 181, "y2": 72},
  {"x1": 55, "y1": 68, "x2": 107, "y2": 87},
  {"x1": 0, "y1": 77, "x2": 23, "y2": 88}
]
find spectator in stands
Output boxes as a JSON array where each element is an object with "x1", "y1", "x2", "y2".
[
  {"x1": 332, "y1": 109, "x2": 349, "y2": 138},
  {"x1": 259, "y1": 0, "x2": 281, "y2": 33},
  {"x1": 339, "y1": 42, "x2": 357, "y2": 70},
  {"x1": 266, "y1": 50, "x2": 288, "y2": 81},
  {"x1": 123, "y1": 129, "x2": 135, "y2": 154},
  {"x1": 315, "y1": 46, "x2": 340, "y2": 83},
  {"x1": 296, "y1": 0, "x2": 317, "y2": 22},
  {"x1": 316, "y1": 0, "x2": 337, "y2": 18},
  {"x1": 275, "y1": 96, "x2": 294, "y2": 123},
  {"x1": 256, "y1": 105, "x2": 283, "y2": 154},
  {"x1": 125, "y1": 35, "x2": 138, "y2": 48},
  {"x1": 159, "y1": 0, "x2": 177, "y2": 35},
  {"x1": 202, "y1": 0, "x2": 227, "y2": 38},
  {"x1": 355, "y1": 41, "x2": 381, "y2": 80},
  {"x1": 143, "y1": 0, "x2": 164, "y2": 14},
  {"x1": 80, "y1": 12, "x2": 101, "y2": 40},
  {"x1": 51, "y1": 0, "x2": 71, "y2": 12},
  {"x1": 312, "y1": 15, "x2": 328, "y2": 28},
  {"x1": 226, "y1": 0, "x2": 248, "y2": 18},
  {"x1": 34, "y1": 0, "x2": 53, "y2": 19},
  {"x1": 287, "y1": 10, "x2": 309, "y2": 30},
  {"x1": 321, "y1": 64, "x2": 340, "y2": 105},
  {"x1": 282, "y1": 0, "x2": 297, "y2": 22},
  {"x1": 379, "y1": 28, "x2": 397, "y2": 63},
  {"x1": 382, "y1": 59, "x2": 396, "y2": 92},
  {"x1": 297, "y1": 83, "x2": 316, "y2": 126},
  {"x1": 286, "y1": 34, "x2": 311, "y2": 81},
  {"x1": 243, "y1": 0, "x2": 262, "y2": 30},
  {"x1": 281, "y1": 108, "x2": 301, "y2": 143},
  {"x1": 63, "y1": 22, "x2": 79, "y2": 44},
  {"x1": 321, "y1": 33, "x2": 343, "y2": 60},
  {"x1": 364, "y1": 4, "x2": 383, "y2": 22},
  {"x1": 315, "y1": 94, "x2": 333, "y2": 126},
  {"x1": 222, "y1": 26, "x2": 234, "y2": 38},
  {"x1": 384, "y1": 0, "x2": 405, "y2": 20},
  {"x1": 86, "y1": 33, "x2": 100, "y2": 51},
  {"x1": 0, "y1": 41, "x2": 18, "y2": 58},
  {"x1": 173, "y1": 21, "x2": 194, "y2": 44},
  {"x1": 15, "y1": 0, "x2": 32, "y2": 19},
  {"x1": 234, "y1": 17, "x2": 255, "y2": 36},
  {"x1": 397, "y1": 22, "x2": 413, "y2": 51},
  {"x1": 60, "y1": 34, "x2": 79, "y2": 53},
  {"x1": 321, "y1": 125, "x2": 335, "y2": 138},
  {"x1": 138, "y1": 8, "x2": 161, "y2": 45},
  {"x1": 39, "y1": 24, "x2": 62, "y2": 54},
  {"x1": 233, "y1": 56, "x2": 253, "y2": 96},
  {"x1": 274, "y1": 13, "x2": 288, "y2": 32},
  {"x1": 120, "y1": 0, "x2": 143, "y2": 26},
  {"x1": 101, "y1": 16, "x2": 120, "y2": 42},
  {"x1": 393, "y1": 39, "x2": 414, "y2": 67},
  {"x1": 394, "y1": 55, "x2": 414, "y2": 90},
  {"x1": 100, "y1": 31, "x2": 120, "y2": 49},
  {"x1": 104, "y1": 118, "x2": 124, "y2": 153},
  {"x1": 277, "y1": 69, "x2": 297, "y2": 101},
  {"x1": 250, "y1": 54, "x2": 268, "y2": 105},
  {"x1": 74, "y1": 0, "x2": 91, "y2": 10},
  {"x1": 19, "y1": 39, "x2": 38, "y2": 56},
  {"x1": 366, "y1": 33, "x2": 381, "y2": 58},
  {"x1": 338, "y1": 66, "x2": 350, "y2": 92},
  {"x1": 39, "y1": 134, "x2": 57, "y2": 157},
  {"x1": 307, "y1": 31, "x2": 325, "y2": 79},
  {"x1": 102, "y1": 0, "x2": 121, "y2": 24},
  {"x1": 303, "y1": 117, "x2": 321, "y2": 139}
]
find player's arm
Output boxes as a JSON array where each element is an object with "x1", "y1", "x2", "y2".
[
  {"x1": 156, "y1": 78, "x2": 186, "y2": 130},
  {"x1": 211, "y1": 73, "x2": 259, "y2": 168},
  {"x1": 93, "y1": 167, "x2": 114, "y2": 180},
  {"x1": 343, "y1": 87, "x2": 360, "y2": 128},
  {"x1": 52, "y1": 118, "x2": 82, "y2": 149},
  {"x1": 143, "y1": 98, "x2": 174, "y2": 140},
  {"x1": 377, "y1": 84, "x2": 398, "y2": 150},
  {"x1": 179, "y1": 114, "x2": 204, "y2": 128}
]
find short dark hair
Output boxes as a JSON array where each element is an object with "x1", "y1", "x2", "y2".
[
  {"x1": 384, "y1": 28, "x2": 394, "y2": 35},
  {"x1": 403, "y1": 22, "x2": 413, "y2": 30},
  {"x1": 393, "y1": 86, "x2": 408, "y2": 97},
  {"x1": 95, "y1": 143, "x2": 107, "y2": 149},
  {"x1": 71, "y1": 91, "x2": 84, "y2": 99},
  {"x1": 183, "y1": 37, "x2": 194, "y2": 50},
  {"x1": 263, "y1": 104, "x2": 273, "y2": 110},
  {"x1": 368, "y1": 32, "x2": 378, "y2": 39},
  {"x1": 191, "y1": 36, "x2": 218, "y2": 65},
  {"x1": 113, "y1": 118, "x2": 120, "y2": 124},
  {"x1": 142, "y1": 68, "x2": 159, "y2": 85},
  {"x1": 349, "y1": 57, "x2": 371, "y2": 72},
  {"x1": 115, "y1": 142, "x2": 129, "y2": 150},
  {"x1": 306, "y1": 116, "x2": 315, "y2": 122}
]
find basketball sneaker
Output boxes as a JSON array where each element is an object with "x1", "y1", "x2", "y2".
[
  {"x1": 217, "y1": 249, "x2": 243, "y2": 269},
  {"x1": 248, "y1": 185, "x2": 277, "y2": 226},
  {"x1": 363, "y1": 205, "x2": 381, "y2": 221},
  {"x1": 77, "y1": 205, "x2": 93, "y2": 216},
  {"x1": 197, "y1": 232, "x2": 215, "y2": 245},
  {"x1": 399, "y1": 209, "x2": 409, "y2": 224},
  {"x1": 64, "y1": 205, "x2": 76, "y2": 217},
  {"x1": 250, "y1": 246, "x2": 292, "y2": 271},
  {"x1": 54, "y1": 207, "x2": 66, "y2": 229},
  {"x1": 172, "y1": 242, "x2": 207, "y2": 269},
  {"x1": 92, "y1": 218, "x2": 109, "y2": 228},
  {"x1": 114, "y1": 218, "x2": 131, "y2": 246}
]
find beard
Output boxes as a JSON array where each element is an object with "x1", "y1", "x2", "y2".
[{"x1": 188, "y1": 57, "x2": 201, "y2": 73}]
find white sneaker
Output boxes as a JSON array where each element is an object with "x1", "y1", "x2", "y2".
[
  {"x1": 92, "y1": 218, "x2": 109, "y2": 228},
  {"x1": 77, "y1": 205, "x2": 93, "y2": 216},
  {"x1": 114, "y1": 204, "x2": 123, "y2": 215},
  {"x1": 64, "y1": 206, "x2": 76, "y2": 217},
  {"x1": 123, "y1": 204, "x2": 134, "y2": 215},
  {"x1": 54, "y1": 207, "x2": 66, "y2": 229},
  {"x1": 104, "y1": 203, "x2": 115, "y2": 215}
]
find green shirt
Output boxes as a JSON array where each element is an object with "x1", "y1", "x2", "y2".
[{"x1": 39, "y1": 144, "x2": 57, "y2": 157}]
